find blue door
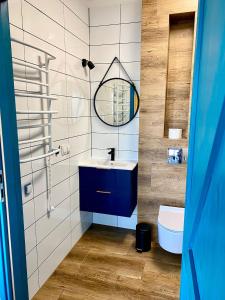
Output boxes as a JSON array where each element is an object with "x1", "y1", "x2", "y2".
[
  {"x1": 0, "y1": 0, "x2": 29, "y2": 299},
  {"x1": 181, "y1": 0, "x2": 225, "y2": 299}
]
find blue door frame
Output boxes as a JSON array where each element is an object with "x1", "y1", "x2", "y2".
[
  {"x1": 0, "y1": 0, "x2": 29, "y2": 299},
  {"x1": 181, "y1": 0, "x2": 225, "y2": 298},
  {"x1": 0, "y1": 149, "x2": 12, "y2": 300}
]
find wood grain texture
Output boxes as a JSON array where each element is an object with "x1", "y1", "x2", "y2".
[
  {"x1": 165, "y1": 14, "x2": 195, "y2": 138},
  {"x1": 151, "y1": 163, "x2": 187, "y2": 195},
  {"x1": 33, "y1": 225, "x2": 181, "y2": 300},
  {"x1": 139, "y1": 0, "x2": 197, "y2": 239}
]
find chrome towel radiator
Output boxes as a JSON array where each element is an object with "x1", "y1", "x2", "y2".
[{"x1": 12, "y1": 38, "x2": 60, "y2": 216}]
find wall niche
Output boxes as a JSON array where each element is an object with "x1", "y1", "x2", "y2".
[{"x1": 164, "y1": 12, "x2": 195, "y2": 139}]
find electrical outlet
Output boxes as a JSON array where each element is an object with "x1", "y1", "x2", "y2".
[
  {"x1": 24, "y1": 183, "x2": 32, "y2": 196},
  {"x1": 60, "y1": 144, "x2": 69, "y2": 156}
]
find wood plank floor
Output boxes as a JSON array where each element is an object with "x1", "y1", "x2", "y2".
[{"x1": 33, "y1": 225, "x2": 181, "y2": 300}]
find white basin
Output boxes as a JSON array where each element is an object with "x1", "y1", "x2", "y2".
[{"x1": 78, "y1": 159, "x2": 137, "y2": 171}]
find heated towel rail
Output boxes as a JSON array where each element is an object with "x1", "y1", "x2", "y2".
[
  {"x1": 12, "y1": 38, "x2": 60, "y2": 162},
  {"x1": 12, "y1": 38, "x2": 60, "y2": 216}
]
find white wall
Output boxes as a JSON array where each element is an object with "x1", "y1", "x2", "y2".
[
  {"x1": 90, "y1": 0, "x2": 141, "y2": 161},
  {"x1": 8, "y1": 0, "x2": 92, "y2": 298},
  {"x1": 8, "y1": 0, "x2": 141, "y2": 297},
  {"x1": 89, "y1": 0, "x2": 141, "y2": 230}
]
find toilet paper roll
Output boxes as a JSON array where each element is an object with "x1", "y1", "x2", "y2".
[{"x1": 168, "y1": 128, "x2": 182, "y2": 140}]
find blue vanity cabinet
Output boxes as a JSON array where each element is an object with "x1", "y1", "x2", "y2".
[{"x1": 79, "y1": 165, "x2": 137, "y2": 217}]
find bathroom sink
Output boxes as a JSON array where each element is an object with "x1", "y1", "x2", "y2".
[
  {"x1": 78, "y1": 159, "x2": 137, "y2": 171},
  {"x1": 103, "y1": 160, "x2": 133, "y2": 168},
  {"x1": 79, "y1": 159, "x2": 138, "y2": 217}
]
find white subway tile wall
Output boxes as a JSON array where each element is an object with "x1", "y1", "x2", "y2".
[
  {"x1": 90, "y1": 0, "x2": 141, "y2": 229},
  {"x1": 90, "y1": 1, "x2": 141, "y2": 161},
  {"x1": 8, "y1": 0, "x2": 141, "y2": 298},
  {"x1": 8, "y1": 0, "x2": 92, "y2": 298}
]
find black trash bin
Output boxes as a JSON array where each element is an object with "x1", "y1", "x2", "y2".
[{"x1": 136, "y1": 223, "x2": 151, "y2": 252}]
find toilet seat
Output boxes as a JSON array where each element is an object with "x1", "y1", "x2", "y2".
[
  {"x1": 158, "y1": 207, "x2": 184, "y2": 232},
  {"x1": 157, "y1": 205, "x2": 185, "y2": 254}
]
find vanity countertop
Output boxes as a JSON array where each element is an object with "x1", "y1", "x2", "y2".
[{"x1": 78, "y1": 159, "x2": 137, "y2": 171}]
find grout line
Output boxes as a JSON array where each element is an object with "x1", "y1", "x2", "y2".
[
  {"x1": 15, "y1": 0, "x2": 92, "y2": 292},
  {"x1": 27, "y1": 216, "x2": 90, "y2": 280},
  {"x1": 59, "y1": 0, "x2": 89, "y2": 26},
  {"x1": 92, "y1": 148, "x2": 138, "y2": 152},
  {"x1": 12, "y1": 43, "x2": 140, "y2": 83},
  {"x1": 19, "y1": 0, "x2": 42, "y2": 283},
  {"x1": 92, "y1": 132, "x2": 139, "y2": 136},
  {"x1": 90, "y1": 41, "x2": 141, "y2": 46},
  {"x1": 63, "y1": 72, "x2": 90, "y2": 83},
  {"x1": 62, "y1": 2, "x2": 71, "y2": 224},
  {"x1": 90, "y1": 42, "x2": 141, "y2": 47},
  {"x1": 24, "y1": 0, "x2": 89, "y2": 46},
  {"x1": 11, "y1": 23, "x2": 88, "y2": 63},
  {"x1": 65, "y1": 28, "x2": 89, "y2": 47},
  {"x1": 11, "y1": 19, "x2": 89, "y2": 56},
  {"x1": 89, "y1": 41, "x2": 142, "y2": 46},
  {"x1": 24, "y1": 171, "x2": 77, "y2": 208},
  {"x1": 33, "y1": 197, "x2": 72, "y2": 242},
  {"x1": 90, "y1": 21, "x2": 141, "y2": 28},
  {"x1": 12, "y1": 49, "x2": 83, "y2": 70},
  {"x1": 53, "y1": 132, "x2": 91, "y2": 143},
  {"x1": 25, "y1": 189, "x2": 71, "y2": 230},
  {"x1": 38, "y1": 213, "x2": 72, "y2": 254},
  {"x1": 15, "y1": 91, "x2": 90, "y2": 102},
  {"x1": 118, "y1": 4, "x2": 122, "y2": 158},
  {"x1": 91, "y1": 79, "x2": 140, "y2": 84},
  {"x1": 21, "y1": 148, "x2": 91, "y2": 179},
  {"x1": 18, "y1": 115, "x2": 95, "y2": 123},
  {"x1": 15, "y1": 0, "x2": 140, "y2": 290},
  {"x1": 12, "y1": 55, "x2": 90, "y2": 84},
  {"x1": 50, "y1": 69, "x2": 90, "y2": 84},
  {"x1": 93, "y1": 60, "x2": 141, "y2": 64},
  {"x1": 92, "y1": 132, "x2": 118, "y2": 135},
  {"x1": 88, "y1": 8, "x2": 93, "y2": 158},
  {"x1": 27, "y1": 227, "x2": 71, "y2": 280},
  {"x1": 19, "y1": 132, "x2": 91, "y2": 151},
  {"x1": 25, "y1": 185, "x2": 79, "y2": 226}
]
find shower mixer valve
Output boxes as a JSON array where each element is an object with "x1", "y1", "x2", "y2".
[{"x1": 168, "y1": 148, "x2": 183, "y2": 164}]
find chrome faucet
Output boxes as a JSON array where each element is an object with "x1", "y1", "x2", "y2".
[{"x1": 108, "y1": 148, "x2": 115, "y2": 161}]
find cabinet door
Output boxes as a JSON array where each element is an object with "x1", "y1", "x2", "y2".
[
  {"x1": 79, "y1": 167, "x2": 135, "y2": 217},
  {"x1": 79, "y1": 167, "x2": 116, "y2": 213},
  {"x1": 79, "y1": 167, "x2": 116, "y2": 190}
]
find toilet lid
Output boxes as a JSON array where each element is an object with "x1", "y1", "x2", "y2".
[{"x1": 158, "y1": 209, "x2": 184, "y2": 232}]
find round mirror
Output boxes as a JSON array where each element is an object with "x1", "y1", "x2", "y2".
[{"x1": 94, "y1": 78, "x2": 139, "y2": 127}]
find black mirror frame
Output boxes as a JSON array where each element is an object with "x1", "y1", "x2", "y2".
[{"x1": 93, "y1": 77, "x2": 140, "y2": 128}]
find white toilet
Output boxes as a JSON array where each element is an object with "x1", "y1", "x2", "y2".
[{"x1": 158, "y1": 205, "x2": 185, "y2": 254}]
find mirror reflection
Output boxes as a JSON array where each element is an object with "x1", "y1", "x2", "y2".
[{"x1": 94, "y1": 78, "x2": 139, "y2": 127}]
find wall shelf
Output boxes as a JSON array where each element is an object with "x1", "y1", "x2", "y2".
[{"x1": 164, "y1": 12, "x2": 195, "y2": 139}]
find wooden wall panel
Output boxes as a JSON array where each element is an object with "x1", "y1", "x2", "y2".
[
  {"x1": 139, "y1": 0, "x2": 198, "y2": 240},
  {"x1": 165, "y1": 14, "x2": 195, "y2": 138},
  {"x1": 151, "y1": 164, "x2": 187, "y2": 195}
]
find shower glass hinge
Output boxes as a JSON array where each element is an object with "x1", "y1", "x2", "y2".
[{"x1": 0, "y1": 170, "x2": 5, "y2": 203}]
